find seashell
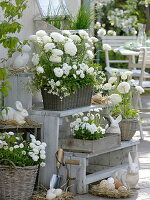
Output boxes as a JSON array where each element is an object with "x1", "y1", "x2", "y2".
[
  {"x1": 118, "y1": 186, "x2": 127, "y2": 192},
  {"x1": 114, "y1": 178, "x2": 123, "y2": 189},
  {"x1": 107, "y1": 177, "x2": 115, "y2": 184},
  {"x1": 99, "y1": 180, "x2": 109, "y2": 188},
  {"x1": 53, "y1": 188, "x2": 63, "y2": 197}
]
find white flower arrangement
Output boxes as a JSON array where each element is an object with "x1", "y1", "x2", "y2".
[
  {"x1": 70, "y1": 109, "x2": 105, "y2": 140},
  {"x1": 0, "y1": 132, "x2": 46, "y2": 167},
  {"x1": 29, "y1": 30, "x2": 102, "y2": 98},
  {"x1": 107, "y1": 8, "x2": 138, "y2": 35},
  {"x1": 104, "y1": 70, "x2": 144, "y2": 119}
]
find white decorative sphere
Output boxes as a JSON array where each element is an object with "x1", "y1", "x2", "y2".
[{"x1": 107, "y1": 177, "x2": 115, "y2": 184}]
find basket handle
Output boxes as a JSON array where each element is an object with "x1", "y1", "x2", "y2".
[{"x1": 0, "y1": 159, "x2": 17, "y2": 169}]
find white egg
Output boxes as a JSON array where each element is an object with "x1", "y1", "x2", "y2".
[
  {"x1": 53, "y1": 188, "x2": 63, "y2": 197},
  {"x1": 107, "y1": 183, "x2": 115, "y2": 190},
  {"x1": 46, "y1": 191, "x2": 56, "y2": 200},
  {"x1": 107, "y1": 177, "x2": 115, "y2": 184}
]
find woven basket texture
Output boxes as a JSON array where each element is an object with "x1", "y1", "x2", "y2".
[
  {"x1": 119, "y1": 119, "x2": 139, "y2": 141},
  {"x1": 0, "y1": 164, "x2": 38, "y2": 200},
  {"x1": 41, "y1": 87, "x2": 93, "y2": 111}
]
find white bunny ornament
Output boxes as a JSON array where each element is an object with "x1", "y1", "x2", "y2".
[
  {"x1": 2, "y1": 101, "x2": 28, "y2": 125},
  {"x1": 113, "y1": 152, "x2": 139, "y2": 189},
  {"x1": 105, "y1": 115, "x2": 122, "y2": 134}
]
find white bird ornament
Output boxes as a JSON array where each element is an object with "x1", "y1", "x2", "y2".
[{"x1": 13, "y1": 45, "x2": 31, "y2": 69}]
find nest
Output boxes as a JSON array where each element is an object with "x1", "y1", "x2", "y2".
[
  {"x1": 90, "y1": 184, "x2": 134, "y2": 199},
  {"x1": 92, "y1": 93, "x2": 109, "y2": 105},
  {"x1": 0, "y1": 117, "x2": 41, "y2": 128},
  {"x1": 31, "y1": 188, "x2": 73, "y2": 200}
]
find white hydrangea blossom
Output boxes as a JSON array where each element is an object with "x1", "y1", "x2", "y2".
[
  {"x1": 103, "y1": 83, "x2": 112, "y2": 90},
  {"x1": 135, "y1": 86, "x2": 144, "y2": 94},
  {"x1": 44, "y1": 43, "x2": 56, "y2": 52},
  {"x1": 64, "y1": 42, "x2": 77, "y2": 56},
  {"x1": 109, "y1": 94, "x2": 122, "y2": 104},
  {"x1": 36, "y1": 30, "x2": 47, "y2": 37},
  {"x1": 54, "y1": 67, "x2": 64, "y2": 77},
  {"x1": 117, "y1": 82, "x2": 130, "y2": 94},
  {"x1": 69, "y1": 35, "x2": 81, "y2": 43},
  {"x1": 108, "y1": 77, "x2": 117, "y2": 84},
  {"x1": 36, "y1": 66, "x2": 44, "y2": 73},
  {"x1": 103, "y1": 44, "x2": 112, "y2": 51},
  {"x1": 50, "y1": 55, "x2": 62, "y2": 63},
  {"x1": 32, "y1": 53, "x2": 39, "y2": 66},
  {"x1": 42, "y1": 35, "x2": 52, "y2": 44},
  {"x1": 107, "y1": 30, "x2": 116, "y2": 36},
  {"x1": 79, "y1": 30, "x2": 89, "y2": 39},
  {"x1": 97, "y1": 28, "x2": 106, "y2": 37},
  {"x1": 50, "y1": 32, "x2": 65, "y2": 43}
]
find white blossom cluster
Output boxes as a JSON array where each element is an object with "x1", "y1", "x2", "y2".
[
  {"x1": 70, "y1": 109, "x2": 105, "y2": 138},
  {"x1": 107, "y1": 8, "x2": 138, "y2": 35},
  {"x1": 0, "y1": 132, "x2": 47, "y2": 167},
  {"x1": 28, "y1": 134, "x2": 47, "y2": 167},
  {"x1": 30, "y1": 30, "x2": 97, "y2": 68},
  {"x1": 102, "y1": 70, "x2": 144, "y2": 105},
  {"x1": 29, "y1": 30, "x2": 102, "y2": 97}
]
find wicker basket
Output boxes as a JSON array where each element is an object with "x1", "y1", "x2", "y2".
[
  {"x1": 0, "y1": 159, "x2": 38, "y2": 200},
  {"x1": 41, "y1": 87, "x2": 93, "y2": 111},
  {"x1": 119, "y1": 119, "x2": 139, "y2": 141}
]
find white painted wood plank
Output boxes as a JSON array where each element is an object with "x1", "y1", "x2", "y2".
[
  {"x1": 72, "y1": 140, "x2": 140, "y2": 158},
  {"x1": 30, "y1": 104, "x2": 111, "y2": 117},
  {"x1": 86, "y1": 163, "x2": 128, "y2": 184}
]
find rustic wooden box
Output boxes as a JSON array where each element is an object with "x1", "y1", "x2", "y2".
[{"x1": 60, "y1": 134, "x2": 121, "y2": 153}]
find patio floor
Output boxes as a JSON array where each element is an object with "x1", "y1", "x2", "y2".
[{"x1": 74, "y1": 95, "x2": 150, "y2": 200}]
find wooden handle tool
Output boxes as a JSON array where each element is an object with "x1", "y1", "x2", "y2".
[{"x1": 56, "y1": 148, "x2": 64, "y2": 168}]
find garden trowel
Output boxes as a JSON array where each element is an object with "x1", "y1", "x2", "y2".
[{"x1": 50, "y1": 148, "x2": 64, "y2": 189}]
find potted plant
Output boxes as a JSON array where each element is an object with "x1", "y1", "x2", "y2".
[
  {"x1": 29, "y1": 29, "x2": 103, "y2": 110},
  {"x1": 61, "y1": 108, "x2": 121, "y2": 153},
  {"x1": 0, "y1": 132, "x2": 46, "y2": 200},
  {"x1": 103, "y1": 69, "x2": 144, "y2": 140}
]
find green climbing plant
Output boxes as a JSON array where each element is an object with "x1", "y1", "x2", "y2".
[{"x1": 0, "y1": 0, "x2": 28, "y2": 111}]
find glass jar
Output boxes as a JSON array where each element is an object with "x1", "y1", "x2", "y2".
[{"x1": 137, "y1": 23, "x2": 146, "y2": 46}]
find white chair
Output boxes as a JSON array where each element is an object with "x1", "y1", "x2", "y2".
[
  {"x1": 101, "y1": 36, "x2": 137, "y2": 68},
  {"x1": 129, "y1": 47, "x2": 150, "y2": 140}
]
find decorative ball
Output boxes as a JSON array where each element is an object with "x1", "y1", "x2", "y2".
[
  {"x1": 118, "y1": 186, "x2": 127, "y2": 192},
  {"x1": 114, "y1": 178, "x2": 123, "y2": 189},
  {"x1": 99, "y1": 180, "x2": 109, "y2": 188},
  {"x1": 107, "y1": 177, "x2": 115, "y2": 184},
  {"x1": 53, "y1": 188, "x2": 63, "y2": 197}
]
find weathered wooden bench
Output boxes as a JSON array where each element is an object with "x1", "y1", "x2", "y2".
[{"x1": 63, "y1": 140, "x2": 139, "y2": 194}]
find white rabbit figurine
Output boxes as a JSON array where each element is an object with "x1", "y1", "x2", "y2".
[
  {"x1": 113, "y1": 152, "x2": 139, "y2": 189},
  {"x1": 105, "y1": 115, "x2": 122, "y2": 134},
  {"x1": 2, "y1": 101, "x2": 29, "y2": 125},
  {"x1": 13, "y1": 45, "x2": 31, "y2": 69}
]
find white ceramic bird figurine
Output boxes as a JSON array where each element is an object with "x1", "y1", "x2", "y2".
[{"x1": 13, "y1": 45, "x2": 31, "y2": 69}]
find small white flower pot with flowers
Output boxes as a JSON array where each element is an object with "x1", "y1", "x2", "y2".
[
  {"x1": 60, "y1": 109, "x2": 121, "y2": 153},
  {"x1": 29, "y1": 30, "x2": 102, "y2": 110},
  {"x1": 104, "y1": 69, "x2": 144, "y2": 141},
  {"x1": 0, "y1": 132, "x2": 46, "y2": 200}
]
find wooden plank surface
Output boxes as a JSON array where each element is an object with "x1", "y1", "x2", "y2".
[{"x1": 86, "y1": 163, "x2": 128, "y2": 184}]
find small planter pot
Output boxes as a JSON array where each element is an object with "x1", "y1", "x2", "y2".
[
  {"x1": 0, "y1": 160, "x2": 38, "y2": 200},
  {"x1": 41, "y1": 87, "x2": 93, "y2": 111},
  {"x1": 60, "y1": 133, "x2": 121, "y2": 153},
  {"x1": 119, "y1": 119, "x2": 139, "y2": 141}
]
